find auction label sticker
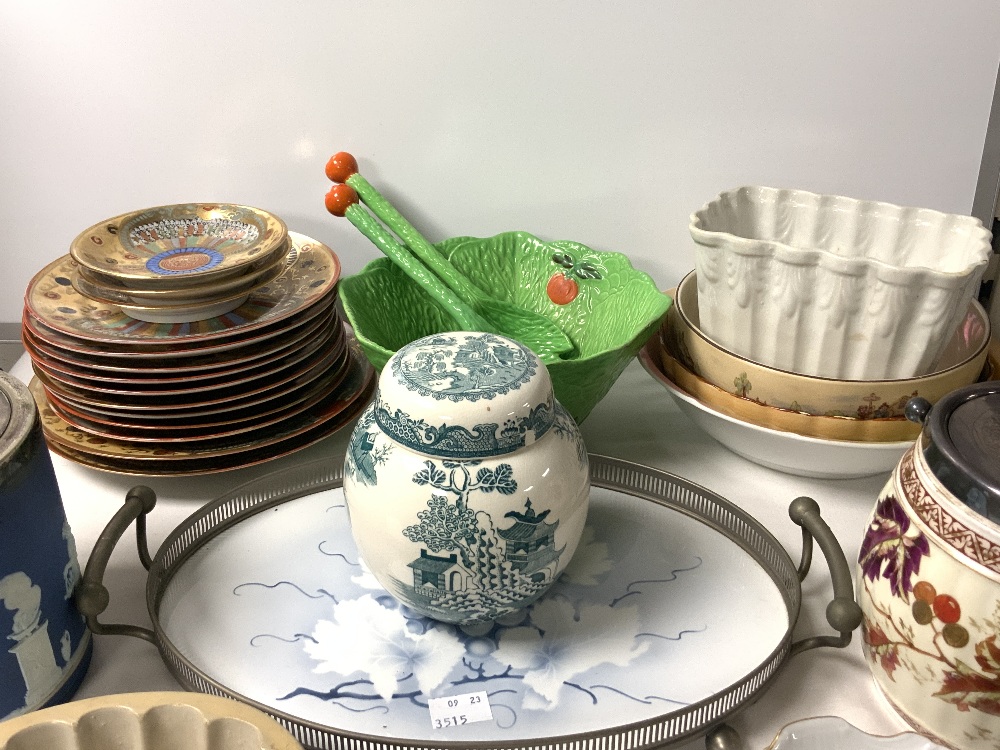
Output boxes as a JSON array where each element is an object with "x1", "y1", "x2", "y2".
[{"x1": 428, "y1": 691, "x2": 494, "y2": 729}]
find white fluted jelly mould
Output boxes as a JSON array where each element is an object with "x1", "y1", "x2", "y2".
[{"x1": 690, "y1": 186, "x2": 992, "y2": 380}]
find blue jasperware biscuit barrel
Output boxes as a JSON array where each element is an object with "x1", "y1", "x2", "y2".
[{"x1": 0, "y1": 372, "x2": 90, "y2": 720}]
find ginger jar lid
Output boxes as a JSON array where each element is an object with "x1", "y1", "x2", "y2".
[
  {"x1": 372, "y1": 331, "x2": 556, "y2": 459},
  {"x1": 906, "y1": 381, "x2": 1000, "y2": 523}
]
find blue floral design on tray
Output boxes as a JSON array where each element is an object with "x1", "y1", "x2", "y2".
[{"x1": 237, "y1": 503, "x2": 708, "y2": 726}]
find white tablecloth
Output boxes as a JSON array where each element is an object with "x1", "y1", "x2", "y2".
[{"x1": 9, "y1": 353, "x2": 912, "y2": 749}]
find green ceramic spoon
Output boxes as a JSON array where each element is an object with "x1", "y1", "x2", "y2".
[
  {"x1": 326, "y1": 184, "x2": 489, "y2": 333},
  {"x1": 326, "y1": 152, "x2": 575, "y2": 362}
]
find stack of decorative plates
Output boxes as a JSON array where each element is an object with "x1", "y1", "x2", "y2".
[{"x1": 21, "y1": 205, "x2": 375, "y2": 476}]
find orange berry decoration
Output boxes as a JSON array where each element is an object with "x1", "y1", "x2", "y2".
[
  {"x1": 932, "y1": 594, "x2": 961, "y2": 624},
  {"x1": 913, "y1": 580, "x2": 937, "y2": 603},
  {"x1": 547, "y1": 249, "x2": 601, "y2": 306},
  {"x1": 326, "y1": 151, "x2": 359, "y2": 183},
  {"x1": 325, "y1": 184, "x2": 359, "y2": 217},
  {"x1": 546, "y1": 273, "x2": 579, "y2": 305}
]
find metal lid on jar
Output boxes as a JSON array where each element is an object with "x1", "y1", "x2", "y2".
[
  {"x1": 373, "y1": 331, "x2": 556, "y2": 459},
  {"x1": 907, "y1": 382, "x2": 1000, "y2": 522},
  {"x1": 0, "y1": 372, "x2": 36, "y2": 450}
]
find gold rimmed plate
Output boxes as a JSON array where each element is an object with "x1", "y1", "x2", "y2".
[
  {"x1": 69, "y1": 203, "x2": 288, "y2": 286},
  {"x1": 45, "y1": 351, "x2": 355, "y2": 443},
  {"x1": 45, "y1": 345, "x2": 354, "y2": 431},
  {"x1": 43, "y1": 384, "x2": 369, "y2": 476},
  {"x1": 22, "y1": 294, "x2": 339, "y2": 367},
  {"x1": 30, "y1": 319, "x2": 344, "y2": 397},
  {"x1": 31, "y1": 344, "x2": 375, "y2": 473},
  {"x1": 28, "y1": 231, "x2": 341, "y2": 346},
  {"x1": 36, "y1": 330, "x2": 347, "y2": 412},
  {"x1": 22, "y1": 307, "x2": 341, "y2": 382}
]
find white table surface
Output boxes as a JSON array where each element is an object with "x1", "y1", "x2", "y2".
[{"x1": 8, "y1": 352, "x2": 914, "y2": 749}]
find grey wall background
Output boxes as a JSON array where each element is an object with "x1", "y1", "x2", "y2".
[{"x1": 2, "y1": 1, "x2": 999, "y2": 324}]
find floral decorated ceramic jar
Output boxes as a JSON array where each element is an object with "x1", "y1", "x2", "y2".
[
  {"x1": 857, "y1": 383, "x2": 1000, "y2": 748},
  {"x1": 343, "y1": 331, "x2": 590, "y2": 629}
]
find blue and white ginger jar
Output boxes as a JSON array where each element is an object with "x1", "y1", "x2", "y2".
[{"x1": 343, "y1": 332, "x2": 590, "y2": 627}]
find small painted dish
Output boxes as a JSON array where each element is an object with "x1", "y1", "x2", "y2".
[
  {"x1": 26, "y1": 232, "x2": 341, "y2": 346},
  {"x1": 71, "y1": 248, "x2": 288, "y2": 305},
  {"x1": 70, "y1": 203, "x2": 288, "y2": 286}
]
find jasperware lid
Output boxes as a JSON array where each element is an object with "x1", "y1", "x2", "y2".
[
  {"x1": 0, "y1": 373, "x2": 35, "y2": 464},
  {"x1": 372, "y1": 331, "x2": 556, "y2": 459},
  {"x1": 907, "y1": 381, "x2": 1000, "y2": 522}
]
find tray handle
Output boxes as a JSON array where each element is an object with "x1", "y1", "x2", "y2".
[
  {"x1": 788, "y1": 496, "x2": 863, "y2": 656},
  {"x1": 703, "y1": 497, "x2": 865, "y2": 750},
  {"x1": 75, "y1": 485, "x2": 158, "y2": 643}
]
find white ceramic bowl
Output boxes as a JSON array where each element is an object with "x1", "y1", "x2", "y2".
[
  {"x1": 0, "y1": 692, "x2": 303, "y2": 750},
  {"x1": 665, "y1": 271, "x2": 992, "y2": 419},
  {"x1": 638, "y1": 340, "x2": 911, "y2": 479},
  {"x1": 689, "y1": 186, "x2": 992, "y2": 380}
]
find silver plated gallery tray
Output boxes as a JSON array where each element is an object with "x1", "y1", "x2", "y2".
[{"x1": 78, "y1": 455, "x2": 861, "y2": 750}]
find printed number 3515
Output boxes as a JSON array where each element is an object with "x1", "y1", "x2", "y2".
[{"x1": 434, "y1": 715, "x2": 468, "y2": 729}]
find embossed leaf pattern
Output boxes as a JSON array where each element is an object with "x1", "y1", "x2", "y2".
[
  {"x1": 338, "y1": 258, "x2": 455, "y2": 370},
  {"x1": 339, "y1": 232, "x2": 670, "y2": 421},
  {"x1": 443, "y1": 233, "x2": 669, "y2": 422},
  {"x1": 306, "y1": 594, "x2": 467, "y2": 701},
  {"x1": 858, "y1": 492, "x2": 929, "y2": 601},
  {"x1": 439, "y1": 233, "x2": 667, "y2": 356},
  {"x1": 493, "y1": 598, "x2": 650, "y2": 710}
]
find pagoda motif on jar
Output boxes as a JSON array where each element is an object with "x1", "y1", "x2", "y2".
[{"x1": 343, "y1": 332, "x2": 590, "y2": 628}]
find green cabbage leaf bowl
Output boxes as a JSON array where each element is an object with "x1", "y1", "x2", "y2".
[{"x1": 339, "y1": 231, "x2": 671, "y2": 422}]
